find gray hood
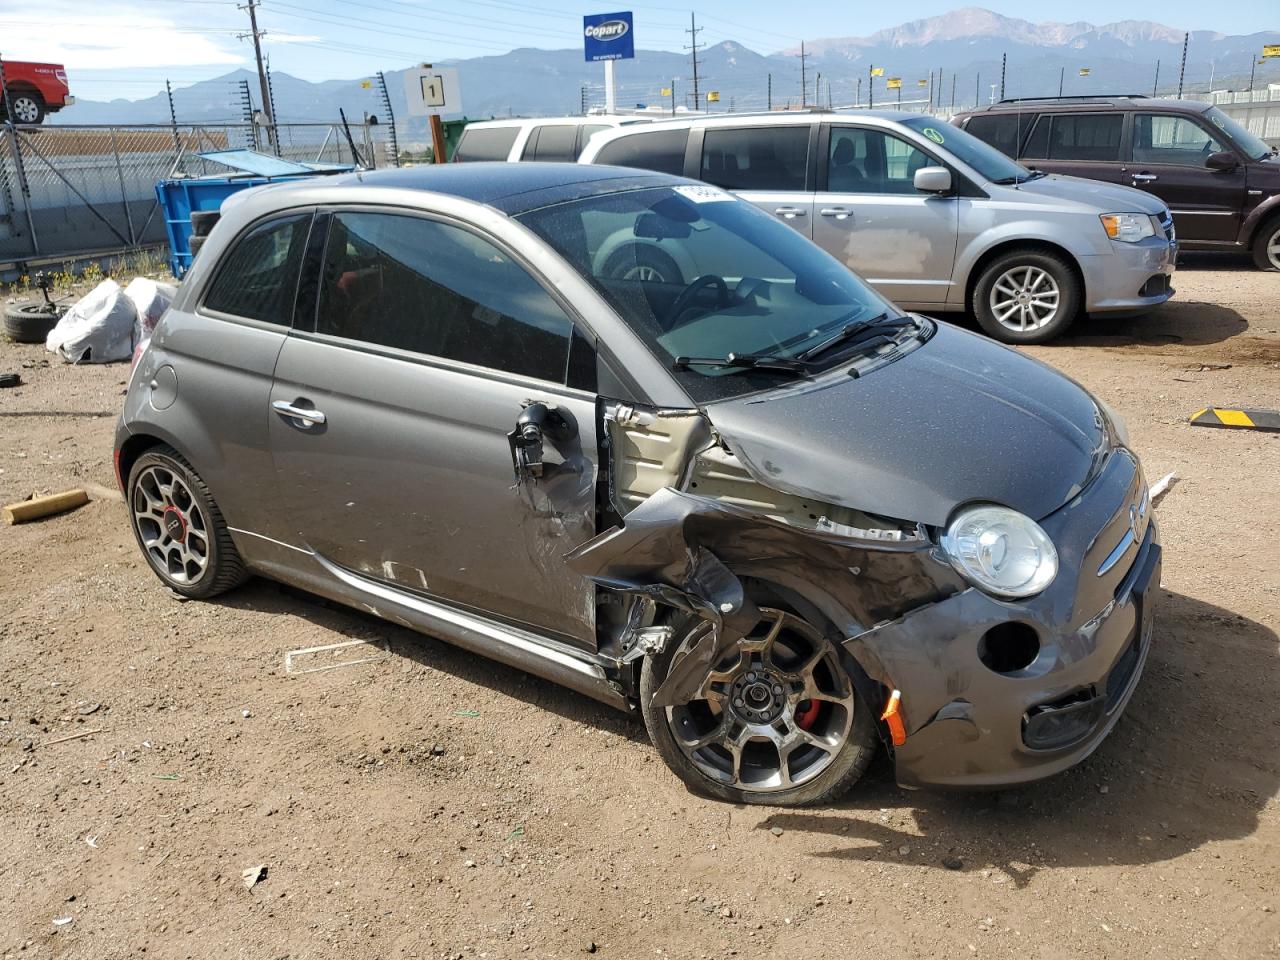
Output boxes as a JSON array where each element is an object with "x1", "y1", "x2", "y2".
[
  {"x1": 704, "y1": 321, "x2": 1110, "y2": 527},
  {"x1": 1016, "y1": 173, "x2": 1168, "y2": 216}
]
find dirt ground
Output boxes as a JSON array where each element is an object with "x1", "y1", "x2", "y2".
[{"x1": 1, "y1": 255, "x2": 1277, "y2": 960}]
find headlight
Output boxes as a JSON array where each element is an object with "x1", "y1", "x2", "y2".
[
  {"x1": 940, "y1": 505, "x2": 1058, "y2": 599},
  {"x1": 1100, "y1": 213, "x2": 1156, "y2": 243}
]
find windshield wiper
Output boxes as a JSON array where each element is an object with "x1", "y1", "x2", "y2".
[
  {"x1": 991, "y1": 170, "x2": 1045, "y2": 185},
  {"x1": 794, "y1": 313, "x2": 915, "y2": 362},
  {"x1": 671, "y1": 352, "x2": 814, "y2": 374}
]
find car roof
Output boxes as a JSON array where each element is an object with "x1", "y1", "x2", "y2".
[
  {"x1": 962, "y1": 96, "x2": 1213, "y2": 116},
  {"x1": 258, "y1": 162, "x2": 685, "y2": 215},
  {"x1": 462, "y1": 115, "x2": 649, "y2": 130},
  {"x1": 593, "y1": 109, "x2": 926, "y2": 131}
]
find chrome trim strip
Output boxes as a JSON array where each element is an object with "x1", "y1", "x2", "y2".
[
  {"x1": 1096, "y1": 484, "x2": 1150, "y2": 577},
  {"x1": 228, "y1": 527, "x2": 313, "y2": 555},
  {"x1": 1097, "y1": 529, "x2": 1136, "y2": 578},
  {"x1": 313, "y1": 551, "x2": 618, "y2": 690}
]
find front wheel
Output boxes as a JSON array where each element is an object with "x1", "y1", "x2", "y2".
[
  {"x1": 1252, "y1": 217, "x2": 1280, "y2": 272},
  {"x1": 973, "y1": 250, "x2": 1081, "y2": 344},
  {"x1": 127, "y1": 445, "x2": 249, "y2": 599},
  {"x1": 640, "y1": 605, "x2": 877, "y2": 806},
  {"x1": 5, "y1": 92, "x2": 45, "y2": 124}
]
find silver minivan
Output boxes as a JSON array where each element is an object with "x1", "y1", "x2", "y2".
[{"x1": 579, "y1": 112, "x2": 1178, "y2": 342}]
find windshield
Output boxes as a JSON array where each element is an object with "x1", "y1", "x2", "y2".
[
  {"x1": 899, "y1": 116, "x2": 1030, "y2": 183},
  {"x1": 1203, "y1": 107, "x2": 1273, "y2": 161},
  {"x1": 516, "y1": 185, "x2": 904, "y2": 402}
]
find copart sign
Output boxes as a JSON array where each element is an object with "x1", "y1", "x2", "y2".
[{"x1": 584, "y1": 11, "x2": 635, "y2": 62}]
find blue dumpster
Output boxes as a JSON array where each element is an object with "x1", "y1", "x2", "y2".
[{"x1": 156, "y1": 150, "x2": 352, "y2": 277}]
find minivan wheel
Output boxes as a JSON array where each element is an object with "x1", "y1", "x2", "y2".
[
  {"x1": 973, "y1": 250, "x2": 1081, "y2": 343},
  {"x1": 603, "y1": 245, "x2": 683, "y2": 285},
  {"x1": 127, "y1": 445, "x2": 248, "y2": 599},
  {"x1": 1252, "y1": 217, "x2": 1280, "y2": 271},
  {"x1": 640, "y1": 606, "x2": 877, "y2": 806}
]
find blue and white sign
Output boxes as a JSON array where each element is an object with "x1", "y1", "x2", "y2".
[{"x1": 583, "y1": 11, "x2": 634, "y2": 62}]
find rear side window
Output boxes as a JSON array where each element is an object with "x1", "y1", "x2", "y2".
[
  {"x1": 700, "y1": 126, "x2": 809, "y2": 191},
  {"x1": 826, "y1": 126, "x2": 935, "y2": 194},
  {"x1": 523, "y1": 124, "x2": 577, "y2": 162},
  {"x1": 202, "y1": 214, "x2": 311, "y2": 325},
  {"x1": 454, "y1": 126, "x2": 519, "y2": 161},
  {"x1": 594, "y1": 129, "x2": 688, "y2": 175},
  {"x1": 315, "y1": 212, "x2": 574, "y2": 383},
  {"x1": 1023, "y1": 113, "x2": 1122, "y2": 161},
  {"x1": 963, "y1": 114, "x2": 1034, "y2": 158},
  {"x1": 578, "y1": 124, "x2": 610, "y2": 156}
]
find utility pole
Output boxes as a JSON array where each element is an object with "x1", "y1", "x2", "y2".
[
  {"x1": 855, "y1": 76, "x2": 861, "y2": 108},
  {"x1": 1177, "y1": 31, "x2": 1188, "y2": 98},
  {"x1": 975, "y1": 73, "x2": 980, "y2": 110},
  {"x1": 1153, "y1": 59, "x2": 1160, "y2": 97},
  {"x1": 950, "y1": 72, "x2": 956, "y2": 112},
  {"x1": 798, "y1": 42, "x2": 807, "y2": 107},
  {"x1": 815, "y1": 72, "x2": 821, "y2": 110},
  {"x1": 238, "y1": 0, "x2": 275, "y2": 151},
  {"x1": 686, "y1": 14, "x2": 702, "y2": 111},
  {"x1": 767, "y1": 73, "x2": 772, "y2": 111},
  {"x1": 670, "y1": 79, "x2": 676, "y2": 117},
  {"x1": 1058, "y1": 66, "x2": 1064, "y2": 97},
  {"x1": 1248, "y1": 57, "x2": 1257, "y2": 93},
  {"x1": 1000, "y1": 52, "x2": 1007, "y2": 100}
]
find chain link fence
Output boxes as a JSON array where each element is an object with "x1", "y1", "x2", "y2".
[{"x1": 0, "y1": 122, "x2": 398, "y2": 270}]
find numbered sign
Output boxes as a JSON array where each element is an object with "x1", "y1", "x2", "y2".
[{"x1": 403, "y1": 66, "x2": 463, "y2": 118}]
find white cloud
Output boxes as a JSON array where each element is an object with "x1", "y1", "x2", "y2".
[{"x1": 0, "y1": 1, "x2": 245, "y2": 69}]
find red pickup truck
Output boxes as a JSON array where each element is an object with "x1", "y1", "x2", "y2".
[{"x1": 0, "y1": 60, "x2": 74, "y2": 124}]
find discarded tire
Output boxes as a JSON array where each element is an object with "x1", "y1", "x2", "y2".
[
  {"x1": 3, "y1": 302, "x2": 67, "y2": 344},
  {"x1": 0, "y1": 372, "x2": 20, "y2": 388}
]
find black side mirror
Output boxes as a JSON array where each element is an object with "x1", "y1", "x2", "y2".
[{"x1": 1205, "y1": 151, "x2": 1238, "y2": 171}]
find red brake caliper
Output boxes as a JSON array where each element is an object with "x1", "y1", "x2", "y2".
[{"x1": 794, "y1": 699, "x2": 820, "y2": 730}]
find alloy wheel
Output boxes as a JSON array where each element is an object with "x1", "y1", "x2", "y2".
[
  {"x1": 1267, "y1": 227, "x2": 1280, "y2": 271},
  {"x1": 12, "y1": 97, "x2": 40, "y2": 124},
  {"x1": 131, "y1": 465, "x2": 210, "y2": 585},
  {"x1": 662, "y1": 608, "x2": 856, "y2": 793},
  {"x1": 622, "y1": 263, "x2": 666, "y2": 282},
  {"x1": 988, "y1": 264, "x2": 1061, "y2": 333}
]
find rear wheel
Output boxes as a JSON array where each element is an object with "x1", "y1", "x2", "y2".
[
  {"x1": 1251, "y1": 217, "x2": 1280, "y2": 272},
  {"x1": 5, "y1": 91, "x2": 45, "y2": 124},
  {"x1": 603, "y1": 245, "x2": 683, "y2": 285},
  {"x1": 127, "y1": 446, "x2": 248, "y2": 599},
  {"x1": 973, "y1": 250, "x2": 1081, "y2": 344},
  {"x1": 641, "y1": 604, "x2": 877, "y2": 806}
]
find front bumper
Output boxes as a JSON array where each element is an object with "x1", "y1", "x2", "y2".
[
  {"x1": 848, "y1": 449, "x2": 1160, "y2": 790},
  {"x1": 1080, "y1": 236, "x2": 1177, "y2": 314}
]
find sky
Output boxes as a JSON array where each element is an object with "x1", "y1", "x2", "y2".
[{"x1": 2, "y1": 0, "x2": 1277, "y2": 102}]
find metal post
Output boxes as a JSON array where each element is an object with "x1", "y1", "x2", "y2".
[
  {"x1": 815, "y1": 72, "x2": 821, "y2": 110},
  {"x1": 856, "y1": 76, "x2": 861, "y2": 108},
  {"x1": 869, "y1": 66, "x2": 874, "y2": 110},
  {"x1": 1000, "y1": 53, "x2": 1007, "y2": 100},
  {"x1": 1248, "y1": 57, "x2": 1257, "y2": 93},
  {"x1": 109, "y1": 127, "x2": 137, "y2": 246},
  {"x1": 1177, "y1": 32, "x2": 1188, "y2": 99},
  {"x1": 265, "y1": 56, "x2": 281, "y2": 157},
  {"x1": 670, "y1": 80, "x2": 676, "y2": 117},
  {"x1": 800, "y1": 42, "x2": 807, "y2": 107},
  {"x1": 1153, "y1": 59, "x2": 1161, "y2": 97},
  {"x1": 975, "y1": 73, "x2": 980, "y2": 109},
  {"x1": 165, "y1": 80, "x2": 183, "y2": 156},
  {"x1": 377, "y1": 71, "x2": 399, "y2": 167},
  {"x1": 950, "y1": 73, "x2": 956, "y2": 113},
  {"x1": 604, "y1": 59, "x2": 615, "y2": 114},
  {"x1": 0, "y1": 55, "x2": 40, "y2": 256},
  {"x1": 767, "y1": 73, "x2": 772, "y2": 111},
  {"x1": 1059, "y1": 67, "x2": 1065, "y2": 97}
]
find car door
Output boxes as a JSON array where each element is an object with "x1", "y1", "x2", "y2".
[
  {"x1": 1019, "y1": 111, "x2": 1128, "y2": 187},
  {"x1": 1126, "y1": 112, "x2": 1245, "y2": 243},
  {"x1": 696, "y1": 124, "x2": 815, "y2": 238},
  {"x1": 267, "y1": 208, "x2": 601, "y2": 647},
  {"x1": 811, "y1": 123, "x2": 959, "y2": 306}
]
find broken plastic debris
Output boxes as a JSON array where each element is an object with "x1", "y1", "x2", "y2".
[
  {"x1": 1149, "y1": 472, "x2": 1178, "y2": 506},
  {"x1": 153, "y1": 773, "x2": 180, "y2": 781},
  {"x1": 53, "y1": 917, "x2": 73, "y2": 927},
  {"x1": 284, "y1": 638, "x2": 390, "y2": 675},
  {"x1": 84, "y1": 835, "x2": 98, "y2": 848},
  {"x1": 454, "y1": 710, "x2": 481, "y2": 718},
  {"x1": 242, "y1": 864, "x2": 268, "y2": 889}
]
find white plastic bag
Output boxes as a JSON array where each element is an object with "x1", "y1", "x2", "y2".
[
  {"x1": 123, "y1": 277, "x2": 175, "y2": 346},
  {"x1": 45, "y1": 279, "x2": 137, "y2": 364}
]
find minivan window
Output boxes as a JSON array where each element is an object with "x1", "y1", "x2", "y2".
[
  {"x1": 700, "y1": 126, "x2": 809, "y2": 191},
  {"x1": 962, "y1": 113, "x2": 1034, "y2": 159},
  {"x1": 827, "y1": 126, "x2": 933, "y2": 194},
  {"x1": 594, "y1": 129, "x2": 688, "y2": 175},
  {"x1": 1204, "y1": 106, "x2": 1271, "y2": 161},
  {"x1": 315, "y1": 212, "x2": 574, "y2": 383},
  {"x1": 202, "y1": 213, "x2": 311, "y2": 325},
  {"x1": 454, "y1": 126, "x2": 519, "y2": 162},
  {"x1": 517, "y1": 186, "x2": 900, "y2": 403},
  {"x1": 1024, "y1": 113, "x2": 1122, "y2": 162},
  {"x1": 898, "y1": 116, "x2": 1026, "y2": 183},
  {"x1": 1132, "y1": 114, "x2": 1223, "y2": 166},
  {"x1": 525, "y1": 124, "x2": 577, "y2": 162}
]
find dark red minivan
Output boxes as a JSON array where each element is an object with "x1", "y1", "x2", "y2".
[{"x1": 954, "y1": 96, "x2": 1280, "y2": 270}]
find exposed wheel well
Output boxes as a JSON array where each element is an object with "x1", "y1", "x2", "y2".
[
  {"x1": 1248, "y1": 210, "x2": 1280, "y2": 247},
  {"x1": 116, "y1": 433, "x2": 165, "y2": 490},
  {"x1": 965, "y1": 240, "x2": 1085, "y2": 312}
]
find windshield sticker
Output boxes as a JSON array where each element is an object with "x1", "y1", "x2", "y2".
[
  {"x1": 674, "y1": 184, "x2": 735, "y2": 203},
  {"x1": 922, "y1": 127, "x2": 946, "y2": 145}
]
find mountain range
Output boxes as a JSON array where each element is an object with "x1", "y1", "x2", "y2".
[{"x1": 56, "y1": 7, "x2": 1278, "y2": 143}]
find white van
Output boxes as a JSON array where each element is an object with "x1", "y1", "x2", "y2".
[{"x1": 453, "y1": 116, "x2": 651, "y2": 163}]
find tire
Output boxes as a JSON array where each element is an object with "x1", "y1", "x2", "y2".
[
  {"x1": 189, "y1": 235, "x2": 207, "y2": 260},
  {"x1": 3, "y1": 303, "x2": 66, "y2": 343},
  {"x1": 603, "y1": 244, "x2": 683, "y2": 285},
  {"x1": 1251, "y1": 217, "x2": 1280, "y2": 272},
  {"x1": 972, "y1": 249, "x2": 1082, "y2": 344},
  {"x1": 126, "y1": 445, "x2": 249, "y2": 600},
  {"x1": 189, "y1": 210, "x2": 220, "y2": 238},
  {"x1": 640, "y1": 600, "x2": 877, "y2": 806},
  {"x1": 5, "y1": 91, "x2": 45, "y2": 125}
]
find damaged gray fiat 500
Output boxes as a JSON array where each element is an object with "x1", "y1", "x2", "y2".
[{"x1": 117, "y1": 164, "x2": 1160, "y2": 806}]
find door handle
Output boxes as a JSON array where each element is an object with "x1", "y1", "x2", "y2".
[
  {"x1": 272, "y1": 399, "x2": 327, "y2": 426},
  {"x1": 819, "y1": 207, "x2": 852, "y2": 220},
  {"x1": 773, "y1": 206, "x2": 806, "y2": 219},
  {"x1": 1131, "y1": 173, "x2": 1158, "y2": 182}
]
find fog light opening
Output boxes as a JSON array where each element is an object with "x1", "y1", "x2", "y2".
[{"x1": 978, "y1": 623, "x2": 1040, "y2": 675}]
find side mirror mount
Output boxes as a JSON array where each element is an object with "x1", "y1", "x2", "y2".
[
  {"x1": 507, "y1": 402, "x2": 575, "y2": 485},
  {"x1": 1205, "y1": 151, "x2": 1238, "y2": 172},
  {"x1": 914, "y1": 166, "x2": 953, "y2": 195}
]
